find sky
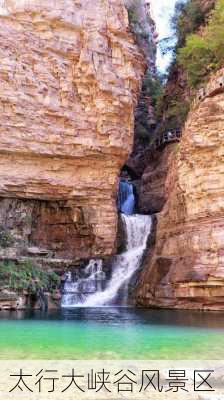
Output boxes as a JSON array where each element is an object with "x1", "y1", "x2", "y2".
[{"x1": 150, "y1": 0, "x2": 178, "y2": 72}]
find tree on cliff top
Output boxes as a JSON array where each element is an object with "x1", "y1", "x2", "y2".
[{"x1": 178, "y1": 0, "x2": 224, "y2": 87}]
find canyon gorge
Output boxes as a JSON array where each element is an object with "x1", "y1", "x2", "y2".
[{"x1": 0, "y1": 0, "x2": 223, "y2": 312}]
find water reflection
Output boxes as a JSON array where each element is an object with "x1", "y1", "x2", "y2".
[{"x1": 1, "y1": 308, "x2": 224, "y2": 331}]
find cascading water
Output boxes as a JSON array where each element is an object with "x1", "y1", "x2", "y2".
[
  {"x1": 61, "y1": 260, "x2": 106, "y2": 308},
  {"x1": 61, "y1": 178, "x2": 151, "y2": 308},
  {"x1": 117, "y1": 180, "x2": 135, "y2": 215},
  {"x1": 61, "y1": 213, "x2": 152, "y2": 308}
]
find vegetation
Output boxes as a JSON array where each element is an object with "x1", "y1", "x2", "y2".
[
  {"x1": 178, "y1": 0, "x2": 224, "y2": 87},
  {"x1": 173, "y1": 0, "x2": 207, "y2": 46},
  {"x1": 130, "y1": 0, "x2": 221, "y2": 141},
  {"x1": 142, "y1": 71, "x2": 164, "y2": 108},
  {"x1": 158, "y1": 98, "x2": 190, "y2": 131},
  {"x1": 156, "y1": 0, "x2": 219, "y2": 136},
  {"x1": 127, "y1": 6, "x2": 139, "y2": 27},
  {"x1": 135, "y1": 70, "x2": 164, "y2": 143},
  {"x1": 127, "y1": 0, "x2": 151, "y2": 41},
  {"x1": 0, "y1": 261, "x2": 60, "y2": 294},
  {"x1": 126, "y1": 1, "x2": 163, "y2": 144},
  {"x1": 0, "y1": 227, "x2": 14, "y2": 248},
  {"x1": 159, "y1": 0, "x2": 209, "y2": 63}
]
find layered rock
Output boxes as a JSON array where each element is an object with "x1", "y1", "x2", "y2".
[
  {"x1": 137, "y1": 69, "x2": 224, "y2": 310},
  {"x1": 125, "y1": 0, "x2": 157, "y2": 71},
  {"x1": 0, "y1": 0, "x2": 146, "y2": 261},
  {"x1": 124, "y1": 0, "x2": 157, "y2": 152},
  {"x1": 138, "y1": 144, "x2": 176, "y2": 214}
]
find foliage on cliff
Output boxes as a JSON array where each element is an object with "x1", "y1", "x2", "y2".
[
  {"x1": 135, "y1": 71, "x2": 164, "y2": 145},
  {"x1": 159, "y1": 0, "x2": 214, "y2": 62},
  {"x1": 0, "y1": 261, "x2": 60, "y2": 294},
  {"x1": 127, "y1": 0, "x2": 151, "y2": 40},
  {"x1": 155, "y1": 0, "x2": 217, "y2": 137},
  {"x1": 0, "y1": 228, "x2": 14, "y2": 248},
  {"x1": 173, "y1": 0, "x2": 212, "y2": 46},
  {"x1": 178, "y1": 0, "x2": 224, "y2": 87},
  {"x1": 143, "y1": 72, "x2": 164, "y2": 108}
]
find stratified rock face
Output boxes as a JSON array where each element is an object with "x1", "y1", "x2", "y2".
[
  {"x1": 137, "y1": 69, "x2": 224, "y2": 310},
  {"x1": 125, "y1": 0, "x2": 157, "y2": 71},
  {"x1": 0, "y1": 0, "x2": 145, "y2": 260},
  {"x1": 138, "y1": 144, "x2": 176, "y2": 214},
  {"x1": 124, "y1": 0, "x2": 157, "y2": 152}
]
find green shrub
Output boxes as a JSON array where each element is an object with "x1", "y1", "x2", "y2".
[
  {"x1": 160, "y1": 0, "x2": 215, "y2": 69},
  {"x1": 166, "y1": 99, "x2": 190, "y2": 124},
  {"x1": 127, "y1": 0, "x2": 149, "y2": 40},
  {"x1": 173, "y1": 0, "x2": 206, "y2": 46},
  {"x1": 128, "y1": 7, "x2": 138, "y2": 26},
  {"x1": 0, "y1": 228, "x2": 14, "y2": 248},
  {"x1": 178, "y1": 0, "x2": 224, "y2": 87},
  {"x1": 135, "y1": 71, "x2": 164, "y2": 144},
  {"x1": 0, "y1": 261, "x2": 60, "y2": 294},
  {"x1": 142, "y1": 71, "x2": 164, "y2": 107},
  {"x1": 135, "y1": 123, "x2": 149, "y2": 140}
]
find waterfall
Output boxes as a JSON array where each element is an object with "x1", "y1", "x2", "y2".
[
  {"x1": 61, "y1": 214, "x2": 152, "y2": 308},
  {"x1": 61, "y1": 260, "x2": 106, "y2": 308},
  {"x1": 117, "y1": 180, "x2": 135, "y2": 215}
]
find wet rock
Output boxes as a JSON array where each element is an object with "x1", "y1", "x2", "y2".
[
  {"x1": 116, "y1": 214, "x2": 127, "y2": 254},
  {"x1": 0, "y1": 291, "x2": 26, "y2": 310}
]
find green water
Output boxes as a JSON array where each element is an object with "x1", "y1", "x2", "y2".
[{"x1": 0, "y1": 308, "x2": 224, "y2": 359}]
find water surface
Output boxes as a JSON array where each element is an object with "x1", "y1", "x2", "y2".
[{"x1": 0, "y1": 308, "x2": 224, "y2": 359}]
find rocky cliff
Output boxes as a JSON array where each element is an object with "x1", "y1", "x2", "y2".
[
  {"x1": 124, "y1": 0, "x2": 158, "y2": 153},
  {"x1": 125, "y1": 0, "x2": 157, "y2": 72},
  {"x1": 0, "y1": 0, "x2": 147, "y2": 263},
  {"x1": 138, "y1": 144, "x2": 177, "y2": 214},
  {"x1": 137, "y1": 68, "x2": 224, "y2": 310}
]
